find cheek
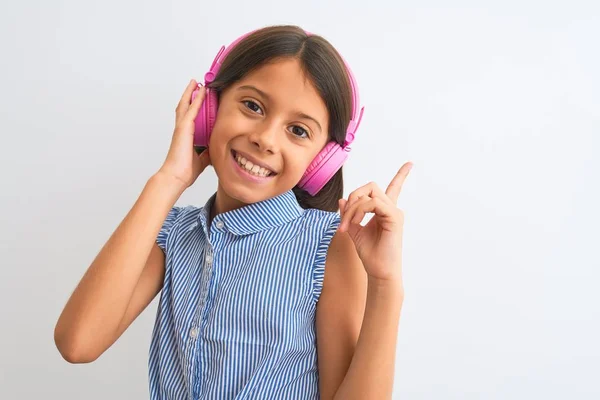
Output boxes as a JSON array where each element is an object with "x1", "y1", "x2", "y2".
[
  {"x1": 208, "y1": 108, "x2": 239, "y2": 150},
  {"x1": 288, "y1": 142, "x2": 330, "y2": 178},
  {"x1": 210, "y1": 110, "x2": 253, "y2": 149},
  {"x1": 283, "y1": 151, "x2": 316, "y2": 179}
]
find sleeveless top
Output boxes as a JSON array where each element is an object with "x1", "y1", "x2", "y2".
[{"x1": 148, "y1": 189, "x2": 341, "y2": 399}]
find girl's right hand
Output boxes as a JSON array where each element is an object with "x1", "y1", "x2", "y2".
[{"x1": 157, "y1": 79, "x2": 212, "y2": 189}]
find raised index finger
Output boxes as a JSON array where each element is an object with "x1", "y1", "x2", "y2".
[{"x1": 385, "y1": 162, "x2": 413, "y2": 203}]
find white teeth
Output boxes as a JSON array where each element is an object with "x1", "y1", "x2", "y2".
[{"x1": 235, "y1": 153, "x2": 273, "y2": 177}]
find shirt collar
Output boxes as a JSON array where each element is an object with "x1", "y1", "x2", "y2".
[{"x1": 198, "y1": 189, "x2": 304, "y2": 236}]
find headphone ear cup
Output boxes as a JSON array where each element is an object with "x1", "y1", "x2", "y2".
[
  {"x1": 298, "y1": 141, "x2": 349, "y2": 195},
  {"x1": 193, "y1": 87, "x2": 219, "y2": 147},
  {"x1": 304, "y1": 142, "x2": 338, "y2": 176},
  {"x1": 206, "y1": 88, "x2": 218, "y2": 140}
]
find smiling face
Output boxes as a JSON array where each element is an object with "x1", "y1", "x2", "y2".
[{"x1": 208, "y1": 57, "x2": 330, "y2": 214}]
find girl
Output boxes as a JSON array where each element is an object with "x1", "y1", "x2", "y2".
[{"x1": 54, "y1": 25, "x2": 412, "y2": 399}]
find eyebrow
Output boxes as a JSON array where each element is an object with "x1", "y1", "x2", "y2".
[{"x1": 237, "y1": 85, "x2": 323, "y2": 134}]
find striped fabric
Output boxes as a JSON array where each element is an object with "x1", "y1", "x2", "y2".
[{"x1": 148, "y1": 189, "x2": 341, "y2": 399}]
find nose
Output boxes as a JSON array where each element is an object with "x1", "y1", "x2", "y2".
[{"x1": 248, "y1": 122, "x2": 279, "y2": 154}]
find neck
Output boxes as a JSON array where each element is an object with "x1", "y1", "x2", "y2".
[{"x1": 210, "y1": 182, "x2": 248, "y2": 223}]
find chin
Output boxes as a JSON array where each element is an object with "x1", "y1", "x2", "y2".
[
  {"x1": 219, "y1": 171, "x2": 303, "y2": 207},
  {"x1": 222, "y1": 180, "x2": 272, "y2": 204}
]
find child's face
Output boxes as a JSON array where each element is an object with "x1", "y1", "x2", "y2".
[{"x1": 209, "y1": 57, "x2": 330, "y2": 206}]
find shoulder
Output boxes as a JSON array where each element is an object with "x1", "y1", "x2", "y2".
[
  {"x1": 301, "y1": 207, "x2": 340, "y2": 225},
  {"x1": 297, "y1": 207, "x2": 360, "y2": 279},
  {"x1": 293, "y1": 208, "x2": 341, "y2": 245},
  {"x1": 166, "y1": 205, "x2": 202, "y2": 226},
  {"x1": 157, "y1": 205, "x2": 203, "y2": 252},
  {"x1": 305, "y1": 206, "x2": 366, "y2": 301}
]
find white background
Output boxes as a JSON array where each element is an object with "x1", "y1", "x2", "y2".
[{"x1": 1, "y1": 0, "x2": 598, "y2": 398}]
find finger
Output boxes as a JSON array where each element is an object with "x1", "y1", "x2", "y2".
[
  {"x1": 385, "y1": 162, "x2": 413, "y2": 203},
  {"x1": 184, "y1": 85, "x2": 207, "y2": 122},
  {"x1": 350, "y1": 197, "x2": 400, "y2": 226},
  {"x1": 176, "y1": 79, "x2": 200, "y2": 118},
  {"x1": 341, "y1": 196, "x2": 400, "y2": 232},
  {"x1": 344, "y1": 194, "x2": 363, "y2": 217},
  {"x1": 340, "y1": 195, "x2": 371, "y2": 232},
  {"x1": 338, "y1": 198, "x2": 347, "y2": 217},
  {"x1": 345, "y1": 181, "x2": 392, "y2": 213},
  {"x1": 350, "y1": 197, "x2": 372, "y2": 226}
]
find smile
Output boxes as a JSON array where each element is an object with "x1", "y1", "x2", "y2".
[{"x1": 231, "y1": 150, "x2": 277, "y2": 181}]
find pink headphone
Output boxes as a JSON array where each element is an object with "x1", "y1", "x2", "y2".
[{"x1": 191, "y1": 29, "x2": 364, "y2": 196}]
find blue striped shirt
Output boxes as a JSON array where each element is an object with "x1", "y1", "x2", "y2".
[{"x1": 148, "y1": 189, "x2": 341, "y2": 399}]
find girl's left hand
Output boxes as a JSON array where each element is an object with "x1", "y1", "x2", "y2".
[{"x1": 338, "y1": 162, "x2": 413, "y2": 283}]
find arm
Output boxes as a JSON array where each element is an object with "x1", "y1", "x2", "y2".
[
  {"x1": 54, "y1": 172, "x2": 186, "y2": 363},
  {"x1": 317, "y1": 230, "x2": 404, "y2": 400},
  {"x1": 54, "y1": 79, "x2": 211, "y2": 363}
]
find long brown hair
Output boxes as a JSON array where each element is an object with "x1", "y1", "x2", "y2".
[{"x1": 207, "y1": 25, "x2": 353, "y2": 212}]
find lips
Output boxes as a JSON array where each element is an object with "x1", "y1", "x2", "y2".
[{"x1": 231, "y1": 150, "x2": 277, "y2": 175}]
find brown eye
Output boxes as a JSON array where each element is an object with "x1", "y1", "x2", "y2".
[
  {"x1": 242, "y1": 100, "x2": 263, "y2": 115},
  {"x1": 289, "y1": 125, "x2": 309, "y2": 139}
]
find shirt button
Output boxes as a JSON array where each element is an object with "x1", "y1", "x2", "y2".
[
  {"x1": 190, "y1": 327, "x2": 199, "y2": 338},
  {"x1": 215, "y1": 221, "x2": 224, "y2": 229},
  {"x1": 205, "y1": 254, "x2": 213, "y2": 264}
]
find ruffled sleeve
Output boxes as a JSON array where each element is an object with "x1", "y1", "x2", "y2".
[
  {"x1": 156, "y1": 206, "x2": 182, "y2": 253},
  {"x1": 312, "y1": 213, "x2": 342, "y2": 303}
]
